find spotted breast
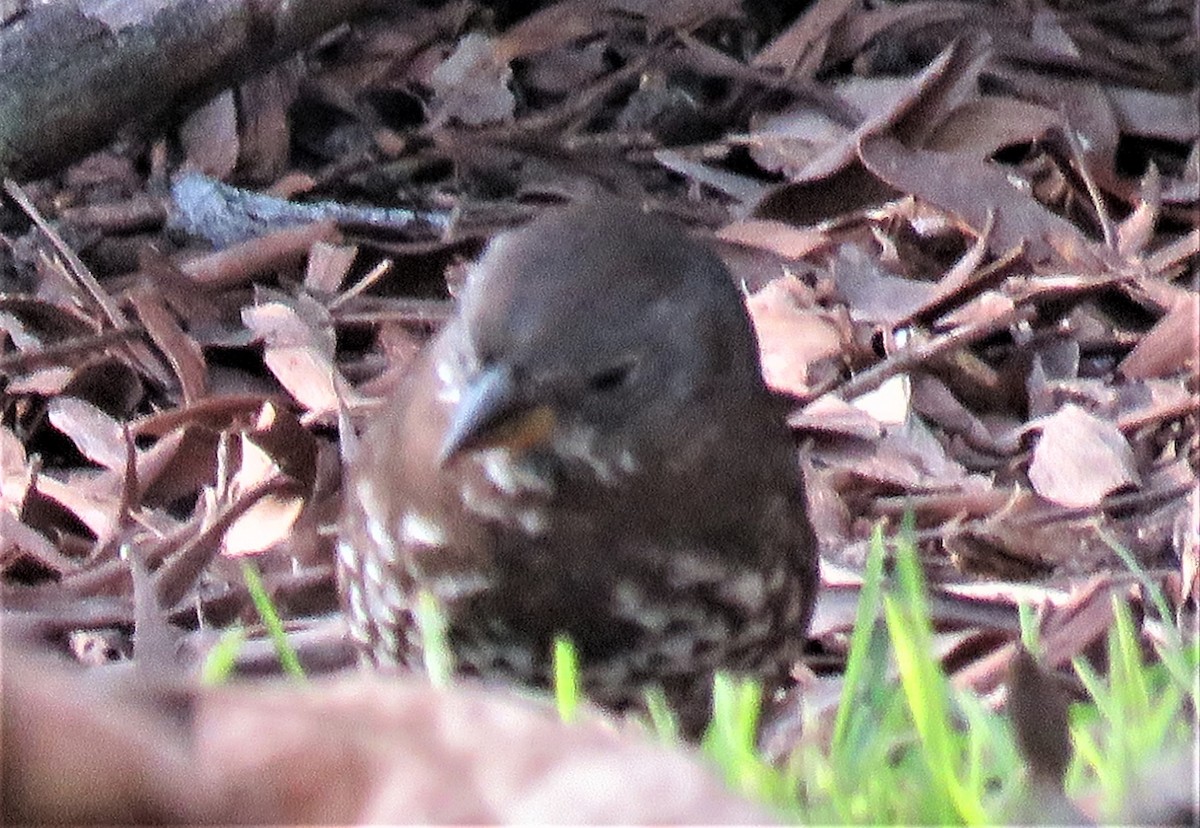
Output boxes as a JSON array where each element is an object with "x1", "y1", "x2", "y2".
[{"x1": 337, "y1": 201, "x2": 818, "y2": 730}]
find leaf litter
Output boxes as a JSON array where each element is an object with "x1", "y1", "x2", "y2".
[{"x1": 1, "y1": 0, "x2": 1196, "y2": 822}]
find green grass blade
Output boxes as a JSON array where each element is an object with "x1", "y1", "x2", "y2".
[
  {"x1": 241, "y1": 560, "x2": 305, "y2": 680},
  {"x1": 1098, "y1": 527, "x2": 1195, "y2": 693},
  {"x1": 643, "y1": 684, "x2": 680, "y2": 742},
  {"x1": 885, "y1": 540, "x2": 987, "y2": 824},
  {"x1": 1098, "y1": 527, "x2": 1177, "y2": 635},
  {"x1": 1017, "y1": 600, "x2": 1040, "y2": 655},
  {"x1": 200, "y1": 625, "x2": 246, "y2": 685},
  {"x1": 553, "y1": 634, "x2": 581, "y2": 723},
  {"x1": 703, "y1": 673, "x2": 795, "y2": 812},
  {"x1": 1110, "y1": 596, "x2": 1150, "y2": 717},
  {"x1": 414, "y1": 589, "x2": 452, "y2": 686},
  {"x1": 832, "y1": 523, "x2": 888, "y2": 748}
]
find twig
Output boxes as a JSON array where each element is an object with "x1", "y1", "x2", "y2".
[
  {"x1": 833, "y1": 304, "x2": 1038, "y2": 402},
  {"x1": 4, "y1": 179, "x2": 128, "y2": 329},
  {"x1": 0, "y1": 326, "x2": 144, "y2": 375}
]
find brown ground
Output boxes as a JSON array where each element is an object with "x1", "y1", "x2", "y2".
[{"x1": 1, "y1": 0, "x2": 1196, "y2": 822}]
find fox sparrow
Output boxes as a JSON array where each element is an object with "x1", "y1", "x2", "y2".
[{"x1": 338, "y1": 202, "x2": 818, "y2": 726}]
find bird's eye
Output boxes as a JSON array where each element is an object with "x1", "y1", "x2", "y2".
[{"x1": 587, "y1": 358, "x2": 638, "y2": 393}]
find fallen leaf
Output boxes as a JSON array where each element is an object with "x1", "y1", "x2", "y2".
[
  {"x1": 47, "y1": 396, "x2": 128, "y2": 471},
  {"x1": 1118, "y1": 294, "x2": 1200, "y2": 380},
  {"x1": 746, "y1": 277, "x2": 843, "y2": 396},
  {"x1": 1027, "y1": 404, "x2": 1140, "y2": 508},
  {"x1": 718, "y1": 219, "x2": 830, "y2": 260},
  {"x1": 1, "y1": 426, "x2": 30, "y2": 512},
  {"x1": 858, "y1": 132, "x2": 1111, "y2": 267},
  {"x1": 242, "y1": 292, "x2": 352, "y2": 416},
  {"x1": 428, "y1": 33, "x2": 515, "y2": 128},
  {"x1": 221, "y1": 403, "x2": 313, "y2": 557},
  {"x1": 832, "y1": 243, "x2": 934, "y2": 325}
]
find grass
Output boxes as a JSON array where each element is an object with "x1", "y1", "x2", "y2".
[
  {"x1": 414, "y1": 588, "x2": 452, "y2": 687},
  {"x1": 561, "y1": 525, "x2": 1195, "y2": 824},
  {"x1": 1067, "y1": 596, "x2": 1198, "y2": 818},
  {"x1": 201, "y1": 560, "x2": 306, "y2": 683},
  {"x1": 684, "y1": 526, "x2": 1198, "y2": 824},
  {"x1": 200, "y1": 625, "x2": 247, "y2": 685},
  {"x1": 675, "y1": 524, "x2": 1020, "y2": 823},
  {"x1": 210, "y1": 530, "x2": 1197, "y2": 823},
  {"x1": 783, "y1": 527, "x2": 1024, "y2": 823},
  {"x1": 553, "y1": 633, "x2": 582, "y2": 723}
]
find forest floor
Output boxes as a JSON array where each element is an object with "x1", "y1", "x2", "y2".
[{"x1": 1, "y1": 0, "x2": 1196, "y2": 823}]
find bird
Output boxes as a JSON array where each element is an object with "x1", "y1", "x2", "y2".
[{"x1": 337, "y1": 201, "x2": 818, "y2": 730}]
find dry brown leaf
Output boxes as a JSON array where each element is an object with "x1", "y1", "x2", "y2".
[
  {"x1": 127, "y1": 287, "x2": 209, "y2": 405},
  {"x1": 954, "y1": 576, "x2": 1121, "y2": 695},
  {"x1": 1144, "y1": 229, "x2": 1200, "y2": 278},
  {"x1": 947, "y1": 497, "x2": 1134, "y2": 576},
  {"x1": 893, "y1": 214, "x2": 995, "y2": 326},
  {"x1": 937, "y1": 289, "x2": 1017, "y2": 330},
  {"x1": 0, "y1": 511, "x2": 76, "y2": 573},
  {"x1": 1119, "y1": 294, "x2": 1200, "y2": 380},
  {"x1": 752, "y1": 0, "x2": 856, "y2": 73},
  {"x1": 0, "y1": 426, "x2": 30, "y2": 513},
  {"x1": 832, "y1": 243, "x2": 934, "y2": 325},
  {"x1": 654, "y1": 150, "x2": 768, "y2": 203},
  {"x1": 3, "y1": 366, "x2": 75, "y2": 396},
  {"x1": 790, "y1": 395, "x2": 884, "y2": 441},
  {"x1": 858, "y1": 132, "x2": 1111, "y2": 267},
  {"x1": 495, "y1": 0, "x2": 608, "y2": 61},
  {"x1": 222, "y1": 403, "x2": 312, "y2": 557},
  {"x1": 923, "y1": 97, "x2": 1060, "y2": 159},
  {"x1": 911, "y1": 373, "x2": 1021, "y2": 457},
  {"x1": 746, "y1": 277, "x2": 843, "y2": 396},
  {"x1": 849, "y1": 374, "x2": 912, "y2": 426},
  {"x1": 33, "y1": 473, "x2": 118, "y2": 539},
  {"x1": 242, "y1": 292, "x2": 350, "y2": 417},
  {"x1": 180, "y1": 221, "x2": 339, "y2": 288},
  {"x1": 519, "y1": 39, "x2": 610, "y2": 97},
  {"x1": 752, "y1": 41, "x2": 961, "y2": 184},
  {"x1": 428, "y1": 34, "x2": 516, "y2": 128},
  {"x1": 46, "y1": 396, "x2": 127, "y2": 471},
  {"x1": 747, "y1": 102, "x2": 857, "y2": 180},
  {"x1": 1115, "y1": 165, "x2": 1161, "y2": 258},
  {"x1": 990, "y1": 66, "x2": 1120, "y2": 195},
  {"x1": 1027, "y1": 404, "x2": 1140, "y2": 509},
  {"x1": 304, "y1": 241, "x2": 358, "y2": 294},
  {"x1": 134, "y1": 427, "x2": 219, "y2": 507},
  {"x1": 813, "y1": 415, "x2": 971, "y2": 493},
  {"x1": 718, "y1": 219, "x2": 830, "y2": 261},
  {"x1": 1109, "y1": 86, "x2": 1200, "y2": 143},
  {"x1": 220, "y1": 439, "x2": 303, "y2": 557}
]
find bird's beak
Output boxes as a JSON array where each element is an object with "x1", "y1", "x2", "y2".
[{"x1": 439, "y1": 364, "x2": 557, "y2": 466}]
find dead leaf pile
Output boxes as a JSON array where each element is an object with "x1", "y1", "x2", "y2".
[{"x1": 1, "y1": 0, "x2": 1196, "y2": 821}]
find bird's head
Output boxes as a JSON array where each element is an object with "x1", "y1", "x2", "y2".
[{"x1": 439, "y1": 202, "x2": 766, "y2": 470}]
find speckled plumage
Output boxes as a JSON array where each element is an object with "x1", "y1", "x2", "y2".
[{"x1": 338, "y1": 202, "x2": 818, "y2": 728}]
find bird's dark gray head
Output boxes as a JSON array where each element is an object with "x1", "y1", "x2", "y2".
[{"x1": 441, "y1": 201, "x2": 766, "y2": 463}]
